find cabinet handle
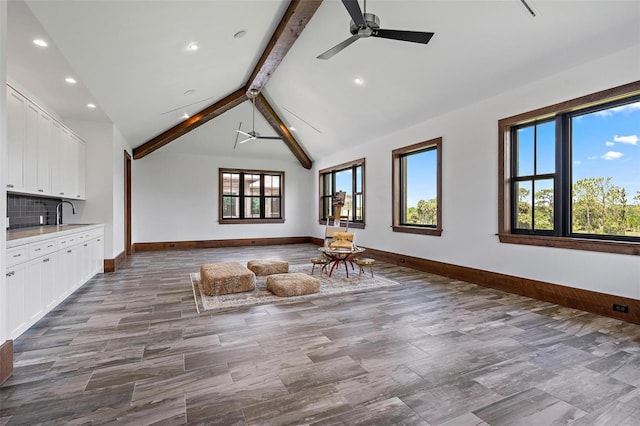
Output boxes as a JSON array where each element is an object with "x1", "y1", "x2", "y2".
[
  {"x1": 59, "y1": 192, "x2": 65, "y2": 195},
  {"x1": 6, "y1": 271, "x2": 14, "y2": 277},
  {"x1": 38, "y1": 189, "x2": 44, "y2": 192},
  {"x1": 35, "y1": 248, "x2": 41, "y2": 251},
  {"x1": 43, "y1": 258, "x2": 50, "y2": 262},
  {"x1": 84, "y1": 244, "x2": 88, "y2": 247},
  {"x1": 13, "y1": 253, "x2": 21, "y2": 258},
  {"x1": 47, "y1": 244, "x2": 54, "y2": 248},
  {"x1": 7, "y1": 184, "x2": 14, "y2": 188},
  {"x1": 67, "y1": 250, "x2": 72, "y2": 253},
  {"x1": 77, "y1": 195, "x2": 81, "y2": 198}
]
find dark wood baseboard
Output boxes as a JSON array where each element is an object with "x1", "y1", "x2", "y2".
[
  {"x1": 133, "y1": 236, "x2": 311, "y2": 252},
  {"x1": 1, "y1": 340, "x2": 13, "y2": 385},
  {"x1": 356, "y1": 245, "x2": 640, "y2": 324},
  {"x1": 104, "y1": 250, "x2": 127, "y2": 273}
]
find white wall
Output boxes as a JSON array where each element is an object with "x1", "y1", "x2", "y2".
[
  {"x1": 1, "y1": 0, "x2": 8, "y2": 344},
  {"x1": 133, "y1": 151, "x2": 312, "y2": 243},
  {"x1": 112, "y1": 126, "x2": 130, "y2": 256},
  {"x1": 312, "y1": 44, "x2": 640, "y2": 300}
]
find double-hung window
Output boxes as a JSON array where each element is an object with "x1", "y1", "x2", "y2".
[
  {"x1": 392, "y1": 137, "x2": 442, "y2": 236},
  {"x1": 499, "y1": 81, "x2": 640, "y2": 255},
  {"x1": 319, "y1": 159, "x2": 364, "y2": 227},
  {"x1": 219, "y1": 169, "x2": 284, "y2": 223}
]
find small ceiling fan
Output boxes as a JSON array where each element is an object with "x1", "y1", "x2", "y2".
[
  {"x1": 234, "y1": 89, "x2": 281, "y2": 148},
  {"x1": 317, "y1": 0, "x2": 435, "y2": 60}
]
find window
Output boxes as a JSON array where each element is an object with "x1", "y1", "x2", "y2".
[
  {"x1": 319, "y1": 159, "x2": 364, "y2": 227},
  {"x1": 219, "y1": 169, "x2": 284, "y2": 223},
  {"x1": 499, "y1": 81, "x2": 640, "y2": 255},
  {"x1": 392, "y1": 137, "x2": 442, "y2": 236}
]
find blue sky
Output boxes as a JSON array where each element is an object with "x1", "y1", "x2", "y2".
[
  {"x1": 406, "y1": 149, "x2": 437, "y2": 208},
  {"x1": 572, "y1": 101, "x2": 640, "y2": 200}
]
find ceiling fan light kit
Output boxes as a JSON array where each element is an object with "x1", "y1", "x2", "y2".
[{"x1": 317, "y1": 0, "x2": 435, "y2": 60}]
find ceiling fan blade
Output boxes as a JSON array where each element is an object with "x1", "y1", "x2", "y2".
[
  {"x1": 238, "y1": 136, "x2": 255, "y2": 144},
  {"x1": 233, "y1": 121, "x2": 242, "y2": 150},
  {"x1": 317, "y1": 34, "x2": 361, "y2": 60},
  {"x1": 236, "y1": 129, "x2": 252, "y2": 137},
  {"x1": 373, "y1": 29, "x2": 434, "y2": 44},
  {"x1": 256, "y1": 136, "x2": 282, "y2": 140},
  {"x1": 341, "y1": 0, "x2": 366, "y2": 28}
]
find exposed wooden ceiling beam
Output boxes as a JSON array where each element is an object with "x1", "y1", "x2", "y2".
[
  {"x1": 254, "y1": 93, "x2": 312, "y2": 169},
  {"x1": 133, "y1": 0, "x2": 323, "y2": 165},
  {"x1": 246, "y1": 0, "x2": 323, "y2": 97},
  {"x1": 133, "y1": 88, "x2": 246, "y2": 160}
]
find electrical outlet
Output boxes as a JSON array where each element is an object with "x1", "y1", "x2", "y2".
[{"x1": 613, "y1": 304, "x2": 629, "y2": 313}]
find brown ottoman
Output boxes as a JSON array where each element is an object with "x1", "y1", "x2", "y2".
[
  {"x1": 266, "y1": 273, "x2": 320, "y2": 297},
  {"x1": 247, "y1": 260, "x2": 289, "y2": 276},
  {"x1": 200, "y1": 262, "x2": 256, "y2": 296}
]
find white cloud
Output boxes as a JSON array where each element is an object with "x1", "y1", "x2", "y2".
[
  {"x1": 605, "y1": 141, "x2": 615, "y2": 146},
  {"x1": 601, "y1": 151, "x2": 624, "y2": 160},
  {"x1": 614, "y1": 134, "x2": 639, "y2": 145},
  {"x1": 595, "y1": 101, "x2": 640, "y2": 117},
  {"x1": 588, "y1": 155, "x2": 598, "y2": 160}
]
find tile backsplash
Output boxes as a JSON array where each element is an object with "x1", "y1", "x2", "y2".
[{"x1": 6, "y1": 194, "x2": 60, "y2": 229}]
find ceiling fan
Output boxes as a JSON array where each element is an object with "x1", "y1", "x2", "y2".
[
  {"x1": 317, "y1": 0, "x2": 435, "y2": 60},
  {"x1": 234, "y1": 89, "x2": 281, "y2": 148}
]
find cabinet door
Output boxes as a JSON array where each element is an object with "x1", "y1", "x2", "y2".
[
  {"x1": 76, "y1": 139, "x2": 86, "y2": 200},
  {"x1": 24, "y1": 103, "x2": 39, "y2": 192},
  {"x1": 6, "y1": 263, "x2": 28, "y2": 339},
  {"x1": 7, "y1": 87, "x2": 26, "y2": 191},
  {"x1": 50, "y1": 121, "x2": 64, "y2": 196},
  {"x1": 37, "y1": 111, "x2": 52, "y2": 194},
  {"x1": 26, "y1": 256, "x2": 47, "y2": 322},
  {"x1": 58, "y1": 246, "x2": 76, "y2": 295}
]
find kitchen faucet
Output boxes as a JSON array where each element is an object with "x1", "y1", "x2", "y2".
[{"x1": 56, "y1": 200, "x2": 76, "y2": 225}]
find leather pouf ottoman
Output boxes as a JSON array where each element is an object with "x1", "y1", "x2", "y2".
[
  {"x1": 247, "y1": 260, "x2": 289, "y2": 276},
  {"x1": 266, "y1": 273, "x2": 320, "y2": 297},
  {"x1": 200, "y1": 262, "x2": 256, "y2": 296}
]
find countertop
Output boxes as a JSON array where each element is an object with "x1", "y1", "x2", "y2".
[{"x1": 6, "y1": 224, "x2": 103, "y2": 248}]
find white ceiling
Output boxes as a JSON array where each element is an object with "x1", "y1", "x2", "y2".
[{"x1": 7, "y1": 0, "x2": 640, "y2": 165}]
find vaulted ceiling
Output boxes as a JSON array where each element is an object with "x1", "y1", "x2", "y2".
[{"x1": 7, "y1": 1, "x2": 640, "y2": 167}]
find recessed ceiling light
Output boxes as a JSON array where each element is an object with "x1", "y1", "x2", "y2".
[
  {"x1": 87, "y1": 103, "x2": 96, "y2": 109},
  {"x1": 233, "y1": 30, "x2": 247, "y2": 39},
  {"x1": 33, "y1": 39, "x2": 48, "y2": 47},
  {"x1": 181, "y1": 113, "x2": 190, "y2": 119},
  {"x1": 354, "y1": 77, "x2": 364, "y2": 85},
  {"x1": 184, "y1": 89, "x2": 195, "y2": 96},
  {"x1": 65, "y1": 77, "x2": 77, "y2": 84},
  {"x1": 289, "y1": 126, "x2": 297, "y2": 132},
  {"x1": 187, "y1": 42, "x2": 199, "y2": 51}
]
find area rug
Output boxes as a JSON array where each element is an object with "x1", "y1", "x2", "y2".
[{"x1": 190, "y1": 264, "x2": 400, "y2": 313}]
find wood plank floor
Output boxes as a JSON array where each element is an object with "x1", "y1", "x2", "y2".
[{"x1": 1, "y1": 243, "x2": 640, "y2": 425}]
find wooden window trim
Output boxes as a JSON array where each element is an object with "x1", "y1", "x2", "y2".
[
  {"x1": 392, "y1": 137, "x2": 443, "y2": 236},
  {"x1": 498, "y1": 80, "x2": 640, "y2": 255},
  {"x1": 318, "y1": 158, "x2": 366, "y2": 226},
  {"x1": 218, "y1": 168, "x2": 285, "y2": 224}
]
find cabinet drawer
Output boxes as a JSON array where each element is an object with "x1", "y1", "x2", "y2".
[
  {"x1": 6, "y1": 246, "x2": 28, "y2": 267},
  {"x1": 29, "y1": 239, "x2": 58, "y2": 258},
  {"x1": 58, "y1": 235, "x2": 79, "y2": 247}
]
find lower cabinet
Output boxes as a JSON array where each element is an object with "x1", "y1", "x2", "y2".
[{"x1": 5, "y1": 226, "x2": 104, "y2": 340}]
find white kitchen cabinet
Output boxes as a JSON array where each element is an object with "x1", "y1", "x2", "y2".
[
  {"x1": 7, "y1": 86, "x2": 26, "y2": 191},
  {"x1": 6, "y1": 262, "x2": 28, "y2": 339},
  {"x1": 5, "y1": 225, "x2": 104, "y2": 340},
  {"x1": 23, "y1": 103, "x2": 39, "y2": 192},
  {"x1": 6, "y1": 84, "x2": 86, "y2": 199},
  {"x1": 36, "y1": 111, "x2": 52, "y2": 194}
]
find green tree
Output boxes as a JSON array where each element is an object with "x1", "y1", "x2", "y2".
[
  {"x1": 534, "y1": 188, "x2": 554, "y2": 230},
  {"x1": 518, "y1": 187, "x2": 531, "y2": 229}
]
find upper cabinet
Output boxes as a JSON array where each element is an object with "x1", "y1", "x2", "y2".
[{"x1": 6, "y1": 84, "x2": 86, "y2": 200}]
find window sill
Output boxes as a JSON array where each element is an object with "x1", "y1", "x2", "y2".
[
  {"x1": 393, "y1": 225, "x2": 442, "y2": 236},
  {"x1": 219, "y1": 219, "x2": 285, "y2": 225},
  {"x1": 318, "y1": 220, "x2": 365, "y2": 230},
  {"x1": 498, "y1": 233, "x2": 640, "y2": 256}
]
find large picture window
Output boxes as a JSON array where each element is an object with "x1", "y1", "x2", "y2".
[
  {"x1": 392, "y1": 137, "x2": 442, "y2": 236},
  {"x1": 319, "y1": 159, "x2": 364, "y2": 227},
  {"x1": 219, "y1": 169, "x2": 284, "y2": 223},
  {"x1": 499, "y1": 81, "x2": 640, "y2": 255}
]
